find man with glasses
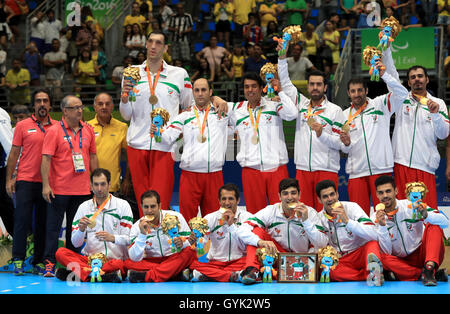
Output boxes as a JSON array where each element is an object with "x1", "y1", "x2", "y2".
[{"x1": 40, "y1": 95, "x2": 98, "y2": 277}]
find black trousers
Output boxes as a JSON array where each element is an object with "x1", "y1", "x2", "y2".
[
  {"x1": 12, "y1": 181, "x2": 47, "y2": 263},
  {"x1": 0, "y1": 166, "x2": 14, "y2": 236},
  {"x1": 43, "y1": 194, "x2": 91, "y2": 264}
]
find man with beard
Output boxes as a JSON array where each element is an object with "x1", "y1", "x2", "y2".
[
  {"x1": 277, "y1": 41, "x2": 346, "y2": 211},
  {"x1": 6, "y1": 89, "x2": 55, "y2": 275},
  {"x1": 338, "y1": 49, "x2": 408, "y2": 215},
  {"x1": 390, "y1": 65, "x2": 448, "y2": 210},
  {"x1": 373, "y1": 175, "x2": 448, "y2": 286}
]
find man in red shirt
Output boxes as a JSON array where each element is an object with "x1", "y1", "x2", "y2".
[
  {"x1": 6, "y1": 89, "x2": 55, "y2": 276},
  {"x1": 40, "y1": 95, "x2": 98, "y2": 277}
]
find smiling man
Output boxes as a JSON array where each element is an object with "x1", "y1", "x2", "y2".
[{"x1": 372, "y1": 175, "x2": 448, "y2": 286}]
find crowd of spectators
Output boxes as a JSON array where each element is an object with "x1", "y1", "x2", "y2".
[{"x1": 0, "y1": 0, "x2": 449, "y2": 108}]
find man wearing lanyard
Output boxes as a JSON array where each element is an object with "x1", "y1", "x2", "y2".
[
  {"x1": 41, "y1": 95, "x2": 98, "y2": 277},
  {"x1": 339, "y1": 48, "x2": 408, "y2": 216},
  {"x1": 55, "y1": 168, "x2": 133, "y2": 283},
  {"x1": 228, "y1": 72, "x2": 297, "y2": 214},
  {"x1": 6, "y1": 89, "x2": 54, "y2": 275},
  {"x1": 120, "y1": 31, "x2": 194, "y2": 217},
  {"x1": 151, "y1": 78, "x2": 232, "y2": 221},
  {"x1": 277, "y1": 41, "x2": 346, "y2": 211}
]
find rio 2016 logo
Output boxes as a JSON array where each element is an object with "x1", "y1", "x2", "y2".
[
  {"x1": 66, "y1": 1, "x2": 81, "y2": 27},
  {"x1": 365, "y1": 1, "x2": 381, "y2": 27}
]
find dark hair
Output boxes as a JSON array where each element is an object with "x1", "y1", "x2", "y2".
[
  {"x1": 218, "y1": 183, "x2": 240, "y2": 200},
  {"x1": 32, "y1": 88, "x2": 52, "y2": 107},
  {"x1": 242, "y1": 72, "x2": 264, "y2": 88},
  {"x1": 307, "y1": 70, "x2": 328, "y2": 86},
  {"x1": 278, "y1": 178, "x2": 300, "y2": 194},
  {"x1": 374, "y1": 175, "x2": 396, "y2": 189},
  {"x1": 11, "y1": 104, "x2": 29, "y2": 115},
  {"x1": 407, "y1": 65, "x2": 428, "y2": 80},
  {"x1": 141, "y1": 190, "x2": 161, "y2": 205},
  {"x1": 90, "y1": 168, "x2": 111, "y2": 183},
  {"x1": 315, "y1": 180, "x2": 337, "y2": 197},
  {"x1": 347, "y1": 77, "x2": 367, "y2": 91},
  {"x1": 147, "y1": 30, "x2": 167, "y2": 45}
]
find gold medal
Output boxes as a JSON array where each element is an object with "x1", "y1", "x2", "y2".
[
  {"x1": 307, "y1": 117, "x2": 315, "y2": 127},
  {"x1": 149, "y1": 95, "x2": 158, "y2": 105},
  {"x1": 88, "y1": 219, "x2": 96, "y2": 229},
  {"x1": 251, "y1": 134, "x2": 259, "y2": 145},
  {"x1": 342, "y1": 124, "x2": 350, "y2": 133},
  {"x1": 197, "y1": 134, "x2": 207, "y2": 143}
]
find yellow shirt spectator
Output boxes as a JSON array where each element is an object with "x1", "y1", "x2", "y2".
[
  {"x1": 88, "y1": 116, "x2": 128, "y2": 192},
  {"x1": 214, "y1": 1, "x2": 235, "y2": 22},
  {"x1": 233, "y1": 0, "x2": 256, "y2": 25},
  {"x1": 438, "y1": 0, "x2": 450, "y2": 16},
  {"x1": 304, "y1": 32, "x2": 319, "y2": 56},
  {"x1": 259, "y1": 2, "x2": 279, "y2": 27},
  {"x1": 5, "y1": 68, "x2": 31, "y2": 105}
]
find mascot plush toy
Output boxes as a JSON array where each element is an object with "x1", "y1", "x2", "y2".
[
  {"x1": 377, "y1": 16, "x2": 401, "y2": 51},
  {"x1": 260, "y1": 63, "x2": 278, "y2": 99},
  {"x1": 273, "y1": 25, "x2": 302, "y2": 56},
  {"x1": 122, "y1": 66, "x2": 141, "y2": 102},
  {"x1": 83, "y1": 253, "x2": 108, "y2": 283},
  {"x1": 363, "y1": 46, "x2": 386, "y2": 82},
  {"x1": 256, "y1": 248, "x2": 278, "y2": 283},
  {"x1": 318, "y1": 246, "x2": 340, "y2": 283},
  {"x1": 405, "y1": 182, "x2": 429, "y2": 220},
  {"x1": 188, "y1": 217, "x2": 209, "y2": 256},
  {"x1": 150, "y1": 108, "x2": 170, "y2": 143},
  {"x1": 162, "y1": 214, "x2": 182, "y2": 253}
]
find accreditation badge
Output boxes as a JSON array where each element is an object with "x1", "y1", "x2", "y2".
[{"x1": 72, "y1": 152, "x2": 86, "y2": 173}]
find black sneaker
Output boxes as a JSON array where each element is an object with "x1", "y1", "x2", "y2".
[
  {"x1": 181, "y1": 268, "x2": 192, "y2": 282},
  {"x1": 383, "y1": 270, "x2": 398, "y2": 281},
  {"x1": 422, "y1": 264, "x2": 437, "y2": 286},
  {"x1": 435, "y1": 268, "x2": 448, "y2": 282},
  {"x1": 128, "y1": 270, "x2": 148, "y2": 283},
  {"x1": 241, "y1": 266, "x2": 261, "y2": 285},
  {"x1": 101, "y1": 271, "x2": 122, "y2": 283},
  {"x1": 55, "y1": 268, "x2": 73, "y2": 281}
]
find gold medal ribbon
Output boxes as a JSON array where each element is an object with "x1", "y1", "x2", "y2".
[
  {"x1": 145, "y1": 62, "x2": 162, "y2": 101},
  {"x1": 343, "y1": 101, "x2": 368, "y2": 130},
  {"x1": 193, "y1": 104, "x2": 211, "y2": 140},
  {"x1": 89, "y1": 194, "x2": 111, "y2": 225},
  {"x1": 248, "y1": 105, "x2": 262, "y2": 139},
  {"x1": 412, "y1": 93, "x2": 429, "y2": 106},
  {"x1": 306, "y1": 104, "x2": 325, "y2": 120}
]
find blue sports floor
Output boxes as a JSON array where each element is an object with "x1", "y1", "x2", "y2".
[{"x1": 1, "y1": 272, "x2": 448, "y2": 294}]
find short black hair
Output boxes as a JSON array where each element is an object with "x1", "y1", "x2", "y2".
[
  {"x1": 347, "y1": 77, "x2": 367, "y2": 91},
  {"x1": 315, "y1": 180, "x2": 337, "y2": 197},
  {"x1": 374, "y1": 175, "x2": 396, "y2": 189},
  {"x1": 141, "y1": 190, "x2": 161, "y2": 205},
  {"x1": 407, "y1": 65, "x2": 428, "y2": 80},
  {"x1": 90, "y1": 168, "x2": 111, "y2": 183},
  {"x1": 32, "y1": 88, "x2": 52, "y2": 107},
  {"x1": 218, "y1": 183, "x2": 240, "y2": 200},
  {"x1": 147, "y1": 30, "x2": 167, "y2": 45},
  {"x1": 242, "y1": 72, "x2": 264, "y2": 88},
  {"x1": 279, "y1": 178, "x2": 300, "y2": 194},
  {"x1": 307, "y1": 70, "x2": 328, "y2": 86}
]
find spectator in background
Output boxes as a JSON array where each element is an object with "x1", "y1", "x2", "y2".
[
  {"x1": 123, "y1": 24, "x2": 133, "y2": 51},
  {"x1": 112, "y1": 55, "x2": 134, "y2": 88},
  {"x1": 321, "y1": 20, "x2": 340, "y2": 75},
  {"x1": 4, "y1": 0, "x2": 21, "y2": 41},
  {"x1": 233, "y1": 0, "x2": 256, "y2": 43},
  {"x1": 196, "y1": 35, "x2": 230, "y2": 77},
  {"x1": 136, "y1": 0, "x2": 153, "y2": 17},
  {"x1": 73, "y1": 48, "x2": 99, "y2": 99},
  {"x1": 191, "y1": 57, "x2": 215, "y2": 83},
  {"x1": 244, "y1": 43, "x2": 268, "y2": 73},
  {"x1": 356, "y1": 1, "x2": 378, "y2": 28},
  {"x1": 319, "y1": 0, "x2": 339, "y2": 24},
  {"x1": 75, "y1": 18, "x2": 93, "y2": 52},
  {"x1": 136, "y1": 51, "x2": 146, "y2": 64},
  {"x1": 340, "y1": 0, "x2": 357, "y2": 28},
  {"x1": 167, "y1": 3, "x2": 193, "y2": 63},
  {"x1": 0, "y1": 70, "x2": 5, "y2": 106},
  {"x1": 59, "y1": 28, "x2": 69, "y2": 54},
  {"x1": 21, "y1": 41, "x2": 41, "y2": 86},
  {"x1": 43, "y1": 38, "x2": 66, "y2": 102},
  {"x1": 243, "y1": 13, "x2": 263, "y2": 46},
  {"x1": 444, "y1": 52, "x2": 450, "y2": 88},
  {"x1": 0, "y1": 45, "x2": 6, "y2": 74},
  {"x1": 214, "y1": 0, "x2": 234, "y2": 50},
  {"x1": 259, "y1": 0, "x2": 281, "y2": 36},
  {"x1": 0, "y1": 0, "x2": 14, "y2": 48},
  {"x1": 218, "y1": 54, "x2": 235, "y2": 82},
  {"x1": 125, "y1": 23, "x2": 146, "y2": 59},
  {"x1": 5, "y1": 58, "x2": 30, "y2": 106},
  {"x1": 30, "y1": 11, "x2": 46, "y2": 55},
  {"x1": 123, "y1": 1, "x2": 147, "y2": 32},
  {"x1": 262, "y1": 20, "x2": 279, "y2": 63},
  {"x1": 43, "y1": 9, "x2": 62, "y2": 54},
  {"x1": 156, "y1": 0, "x2": 174, "y2": 35},
  {"x1": 90, "y1": 38, "x2": 107, "y2": 85},
  {"x1": 420, "y1": 0, "x2": 436, "y2": 26},
  {"x1": 230, "y1": 44, "x2": 245, "y2": 81},
  {"x1": 287, "y1": 43, "x2": 316, "y2": 81},
  {"x1": 437, "y1": 0, "x2": 450, "y2": 35},
  {"x1": 302, "y1": 23, "x2": 321, "y2": 69},
  {"x1": 283, "y1": 0, "x2": 308, "y2": 26}
]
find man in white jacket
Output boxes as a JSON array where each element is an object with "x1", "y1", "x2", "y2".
[
  {"x1": 0, "y1": 106, "x2": 13, "y2": 236},
  {"x1": 277, "y1": 41, "x2": 346, "y2": 211},
  {"x1": 238, "y1": 178, "x2": 328, "y2": 284},
  {"x1": 373, "y1": 175, "x2": 448, "y2": 286},
  {"x1": 55, "y1": 168, "x2": 134, "y2": 282},
  {"x1": 125, "y1": 190, "x2": 196, "y2": 282},
  {"x1": 229, "y1": 72, "x2": 298, "y2": 214},
  {"x1": 339, "y1": 49, "x2": 409, "y2": 215},
  {"x1": 316, "y1": 179, "x2": 383, "y2": 284}
]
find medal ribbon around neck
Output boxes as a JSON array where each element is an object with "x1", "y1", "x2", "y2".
[
  {"x1": 89, "y1": 194, "x2": 111, "y2": 225},
  {"x1": 193, "y1": 104, "x2": 211, "y2": 141},
  {"x1": 306, "y1": 103, "x2": 325, "y2": 120},
  {"x1": 343, "y1": 101, "x2": 368, "y2": 130},
  {"x1": 248, "y1": 105, "x2": 262, "y2": 139},
  {"x1": 145, "y1": 63, "x2": 162, "y2": 103},
  {"x1": 412, "y1": 93, "x2": 430, "y2": 106}
]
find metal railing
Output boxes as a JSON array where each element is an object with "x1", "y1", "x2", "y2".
[{"x1": 25, "y1": 0, "x2": 61, "y2": 46}]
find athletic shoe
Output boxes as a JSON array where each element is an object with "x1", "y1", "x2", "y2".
[
  {"x1": 383, "y1": 270, "x2": 398, "y2": 281},
  {"x1": 229, "y1": 270, "x2": 242, "y2": 283},
  {"x1": 181, "y1": 268, "x2": 192, "y2": 282},
  {"x1": 101, "y1": 271, "x2": 122, "y2": 283},
  {"x1": 127, "y1": 270, "x2": 148, "y2": 283},
  {"x1": 241, "y1": 266, "x2": 261, "y2": 285},
  {"x1": 422, "y1": 263, "x2": 437, "y2": 286},
  {"x1": 32, "y1": 263, "x2": 45, "y2": 275},
  {"x1": 55, "y1": 268, "x2": 72, "y2": 281},
  {"x1": 13, "y1": 259, "x2": 24, "y2": 276},
  {"x1": 366, "y1": 253, "x2": 384, "y2": 286},
  {"x1": 43, "y1": 260, "x2": 56, "y2": 277},
  {"x1": 191, "y1": 269, "x2": 210, "y2": 282},
  {"x1": 435, "y1": 268, "x2": 448, "y2": 282}
]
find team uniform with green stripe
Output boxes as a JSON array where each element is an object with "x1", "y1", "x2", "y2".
[
  {"x1": 371, "y1": 199, "x2": 448, "y2": 281},
  {"x1": 228, "y1": 92, "x2": 298, "y2": 213},
  {"x1": 342, "y1": 66, "x2": 408, "y2": 214},
  {"x1": 159, "y1": 104, "x2": 233, "y2": 220},
  {"x1": 119, "y1": 60, "x2": 193, "y2": 215},
  {"x1": 317, "y1": 201, "x2": 383, "y2": 282},
  {"x1": 278, "y1": 57, "x2": 346, "y2": 210}
]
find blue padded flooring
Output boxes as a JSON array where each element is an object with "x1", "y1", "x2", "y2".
[{"x1": 1, "y1": 273, "x2": 448, "y2": 294}]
